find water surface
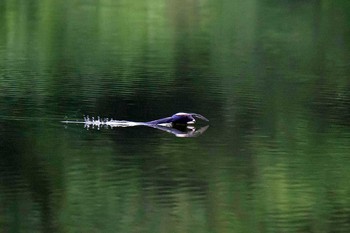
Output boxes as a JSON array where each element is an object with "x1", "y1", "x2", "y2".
[{"x1": 0, "y1": 0, "x2": 350, "y2": 232}]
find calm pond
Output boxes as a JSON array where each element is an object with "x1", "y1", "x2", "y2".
[{"x1": 1, "y1": 0, "x2": 350, "y2": 232}]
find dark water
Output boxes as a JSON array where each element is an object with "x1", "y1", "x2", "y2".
[{"x1": 1, "y1": 0, "x2": 350, "y2": 232}]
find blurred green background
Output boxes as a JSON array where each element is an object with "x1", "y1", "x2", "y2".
[{"x1": 0, "y1": 0, "x2": 350, "y2": 232}]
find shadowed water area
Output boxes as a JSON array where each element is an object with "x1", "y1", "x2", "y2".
[{"x1": 1, "y1": 0, "x2": 350, "y2": 232}]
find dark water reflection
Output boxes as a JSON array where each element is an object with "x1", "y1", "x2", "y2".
[{"x1": 1, "y1": 0, "x2": 350, "y2": 232}]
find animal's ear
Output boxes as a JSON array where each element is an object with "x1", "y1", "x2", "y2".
[{"x1": 191, "y1": 113, "x2": 209, "y2": 122}]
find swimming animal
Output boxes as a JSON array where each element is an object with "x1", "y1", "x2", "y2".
[
  {"x1": 62, "y1": 112, "x2": 209, "y2": 137},
  {"x1": 146, "y1": 112, "x2": 209, "y2": 125}
]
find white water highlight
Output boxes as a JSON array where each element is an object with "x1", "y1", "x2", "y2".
[{"x1": 62, "y1": 116, "x2": 146, "y2": 130}]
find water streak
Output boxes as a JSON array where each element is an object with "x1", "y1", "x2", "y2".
[{"x1": 62, "y1": 116, "x2": 146, "y2": 130}]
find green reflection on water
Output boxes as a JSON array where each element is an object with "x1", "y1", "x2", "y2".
[{"x1": 0, "y1": 0, "x2": 350, "y2": 232}]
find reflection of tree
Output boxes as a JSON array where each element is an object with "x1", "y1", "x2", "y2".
[
  {"x1": 0, "y1": 0, "x2": 350, "y2": 232},
  {"x1": 0, "y1": 121, "x2": 64, "y2": 232},
  {"x1": 308, "y1": 0, "x2": 350, "y2": 127}
]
